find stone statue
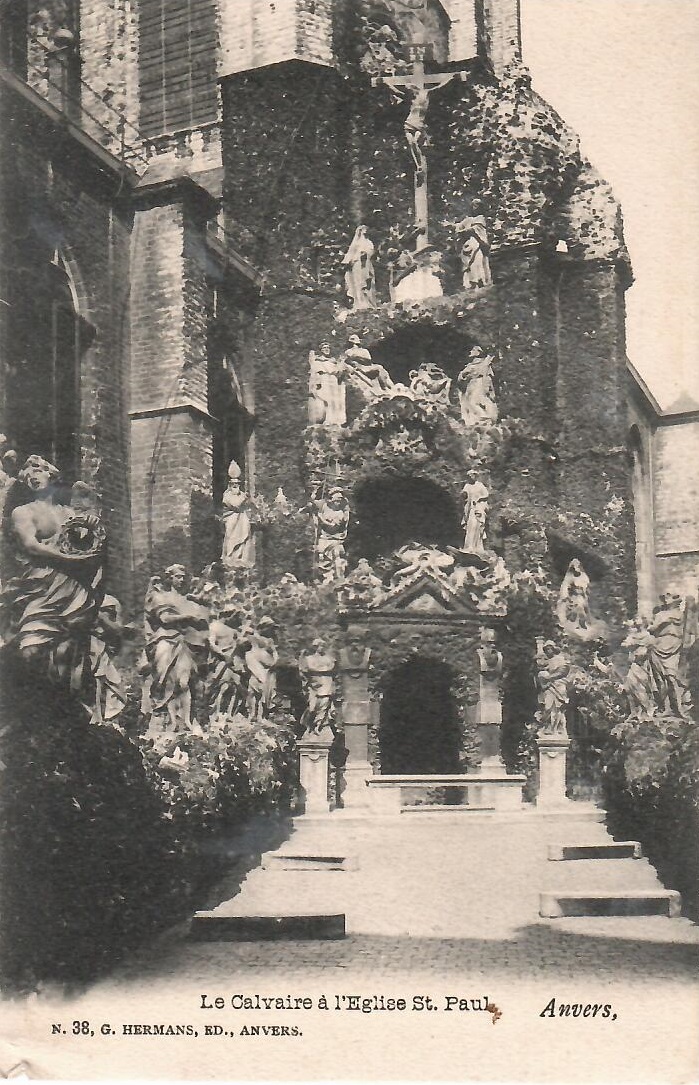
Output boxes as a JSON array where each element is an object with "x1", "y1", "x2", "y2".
[
  {"x1": 409, "y1": 363, "x2": 451, "y2": 408},
  {"x1": 221, "y1": 460, "x2": 255, "y2": 570},
  {"x1": 535, "y1": 639, "x2": 572, "y2": 736},
  {"x1": 342, "y1": 225, "x2": 376, "y2": 310},
  {"x1": 456, "y1": 347, "x2": 498, "y2": 426},
  {"x1": 557, "y1": 559, "x2": 593, "y2": 635},
  {"x1": 621, "y1": 603, "x2": 692, "y2": 719},
  {"x1": 89, "y1": 593, "x2": 128, "y2": 726},
  {"x1": 341, "y1": 335, "x2": 394, "y2": 399},
  {"x1": 244, "y1": 616, "x2": 278, "y2": 722},
  {"x1": 390, "y1": 542, "x2": 455, "y2": 589},
  {"x1": 312, "y1": 486, "x2": 350, "y2": 583},
  {"x1": 647, "y1": 594, "x2": 691, "y2": 718},
  {"x1": 339, "y1": 625, "x2": 372, "y2": 675},
  {"x1": 339, "y1": 558, "x2": 385, "y2": 608},
  {"x1": 456, "y1": 215, "x2": 492, "y2": 289},
  {"x1": 478, "y1": 626, "x2": 503, "y2": 682},
  {"x1": 461, "y1": 472, "x2": 489, "y2": 555},
  {"x1": 2, "y1": 454, "x2": 105, "y2": 690},
  {"x1": 308, "y1": 341, "x2": 346, "y2": 426},
  {"x1": 299, "y1": 638, "x2": 337, "y2": 734},
  {"x1": 208, "y1": 605, "x2": 249, "y2": 718},
  {"x1": 143, "y1": 564, "x2": 210, "y2": 732},
  {"x1": 623, "y1": 634, "x2": 657, "y2": 719}
]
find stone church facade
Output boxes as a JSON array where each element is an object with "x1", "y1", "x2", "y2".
[{"x1": 0, "y1": 0, "x2": 691, "y2": 796}]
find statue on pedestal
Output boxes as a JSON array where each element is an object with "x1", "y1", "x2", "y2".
[
  {"x1": 557, "y1": 559, "x2": 593, "y2": 636},
  {"x1": 535, "y1": 639, "x2": 572, "y2": 736},
  {"x1": 221, "y1": 460, "x2": 255, "y2": 570},
  {"x1": 456, "y1": 347, "x2": 498, "y2": 426},
  {"x1": 312, "y1": 486, "x2": 350, "y2": 584},
  {"x1": 299, "y1": 638, "x2": 337, "y2": 735},
  {"x1": 308, "y1": 341, "x2": 347, "y2": 426},
  {"x1": 461, "y1": 472, "x2": 489, "y2": 556},
  {"x1": 456, "y1": 215, "x2": 492, "y2": 289},
  {"x1": 342, "y1": 225, "x2": 376, "y2": 310},
  {"x1": 478, "y1": 626, "x2": 503, "y2": 682},
  {"x1": 143, "y1": 564, "x2": 210, "y2": 732},
  {"x1": 2, "y1": 455, "x2": 105, "y2": 690}
]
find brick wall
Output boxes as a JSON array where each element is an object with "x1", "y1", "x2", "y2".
[
  {"x1": 0, "y1": 79, "x2": 134, "y2": 602},
  {"x1": 128, "y1": 180, "x2": 217, "y2": 588},
  {"x1": 653, "y1": 419, "x2": 699, "y2": 598}
]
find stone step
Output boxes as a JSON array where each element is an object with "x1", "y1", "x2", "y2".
[
  {"x1": 540, "y1": 890, "x2": 682, "y2": 919},
  {"x1": 401, "y1": 804, "x2": 496, "y2": 814},
  {"x1": 261, "y1": 852, "x2": 355, "y2": 871},
  {"x1": 189, "y1": 912, "x2": 346, "y2": 941},
  {"x1": 547, "y1": 842, "x2": 642, "y2": 862}
]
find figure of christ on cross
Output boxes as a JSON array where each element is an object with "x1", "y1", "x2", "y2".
[{"x1": 374, "y1": 49, "x2": 464, "y2": 248}]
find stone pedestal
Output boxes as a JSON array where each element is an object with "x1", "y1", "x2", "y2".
[
  {"x1": 298, "y1": 728, "x2": 334, "y2": 815},
  {"x1": 338, "y1": 639, "x2": 372, "y2": 810},
  {"x1": 474, "y1": 629, "x2": 506, "y2": 774},
  {"x1": 536, "y1": 734, "x2": 571, "y2": 809}
]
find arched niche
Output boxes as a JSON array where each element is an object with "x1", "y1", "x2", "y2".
[
  {"x1": 379, "y1": 657, "x2": 461, "y2": 775},
  {"x1": 348, "y1": 474, "x2": 462, "y2": 563},
  {"x1": 369, "y1": 324, "x2": 479, "y2": 387}
]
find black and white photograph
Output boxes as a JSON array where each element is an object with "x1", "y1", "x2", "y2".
[{"x1": 0, "y1": 0, "x2": 697, "y2": 1080}]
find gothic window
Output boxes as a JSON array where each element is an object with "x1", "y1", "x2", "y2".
[
  {"x1": 138, "y1": 0, "x2": 218, "y2": 138},
  {"x1": 5, "y1": 248, "x2": 91, "y2": 480},
  {"x1": 629, "y1": 424, "x2": 654, "y2": 613},
  {"x1": 209, "y1": 354, "x2": 254, "y2": 506}
]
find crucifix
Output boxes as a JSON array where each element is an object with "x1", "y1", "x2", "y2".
[{"x1": 373, "y1": 44, "x2": 464, "y2": 250}]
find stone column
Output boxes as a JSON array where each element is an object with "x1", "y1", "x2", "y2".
[
  {"x1": 298, "y1": 728, "x2": 334, "y2": 816},
  {"x1": 475, "y1": 628, "x2": 505, "y2": 772},
  {"x1": 536, "y1": 734, "x2": 571, "y2": 809},
  {"x1": 338, "y1": 636, "x2": 373, "y2": 809}
]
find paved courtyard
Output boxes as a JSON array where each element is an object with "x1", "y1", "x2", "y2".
[{"x1": 5, "y1": 810, "x2": 699, "y2": 1081}]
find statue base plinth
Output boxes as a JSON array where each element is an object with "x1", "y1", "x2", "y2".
[
  {"x1": 341, "y1": 760, "x2": 373, "y2": 809},
  {"x1": 536, "y1": 733, "x2": 571, "y2": 809},
  {"x1": 298, "y1": 728, "x2": 335, "y2": 816}
]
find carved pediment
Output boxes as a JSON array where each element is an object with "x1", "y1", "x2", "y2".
[{"x1": 374, "y1": 571, "x2": 480, "y2": 621}]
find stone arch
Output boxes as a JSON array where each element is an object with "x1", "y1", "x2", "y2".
[
  {"x1": 348, "y1": 474, "x2": 462, "y2": 564},
  {"x1": 379, "y1": 656, "x2": 461, "y2": 775}
]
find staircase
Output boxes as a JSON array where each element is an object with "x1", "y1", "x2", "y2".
[{"x1": 190, "y1": 804, "x2": 694, "y2": 942}]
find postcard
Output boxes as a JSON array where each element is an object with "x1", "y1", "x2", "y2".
[{"x1": 1, "y1": 0, "x2": 697, "y2": 1080}]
